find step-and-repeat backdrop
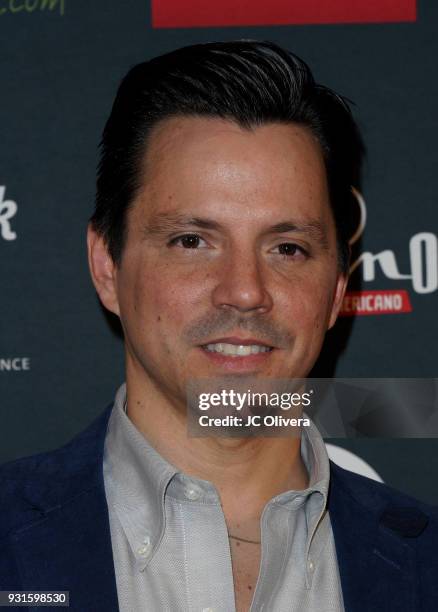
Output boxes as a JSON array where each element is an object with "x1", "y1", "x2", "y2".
[{"x1": 1, "y1": 0, "x2": 437, "y2": 503}]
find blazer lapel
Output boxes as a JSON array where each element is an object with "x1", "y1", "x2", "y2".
[
  {"x1": 11, "y1": 484, "x2": 119, "y2": 611},
  {"x1": 328, "y1": 463, "x2": 420, "y2": 612},
  {"x1": 8, "y1": 405, "x2": 119, "y2": 611}
]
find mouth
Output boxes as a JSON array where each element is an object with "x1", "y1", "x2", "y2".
[
  {"x1": 203, "y1": 342, "x2": 272, "y2": 357},
  {"x1": 198, "y1": 336, "x2": 275, "y2": 370}
]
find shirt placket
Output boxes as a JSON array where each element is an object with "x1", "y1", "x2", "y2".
[{"x1": 168, "y1": 479, "x2": 236, "y2": 612}]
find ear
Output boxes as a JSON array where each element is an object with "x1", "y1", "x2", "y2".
[
  {"x1": 328, "y1": 271, "x2": 348, "y2": 330},
  {"x1": 87, "y1": 224, "x2": 120, "y2": 316}
]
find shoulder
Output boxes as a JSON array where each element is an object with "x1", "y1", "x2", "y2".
[
  {"x1": 330, "y1": 460, "x2": 437, "y2": 512},
  {"x1": 329, "y1": 460, "x2": 438, "y2": 539},
  {"x1": 0, "y1": 404, "x2": 113, "y2": 538}
]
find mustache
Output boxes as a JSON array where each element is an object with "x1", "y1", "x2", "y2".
[{"x1": 182, "y1": 310, "x2": 294, "y2": 349}]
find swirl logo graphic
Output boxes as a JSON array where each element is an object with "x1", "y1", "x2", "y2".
[
  {"x1": 341, "y1": 187, "x2": 437, "y2": 316},
  {"x1": 0, "y1": 186, "x2": 17, "y2": 241}
]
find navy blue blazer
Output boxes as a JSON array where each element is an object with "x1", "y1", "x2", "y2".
[{"x1": 1, "y1": 405, "x2": 437, "y2": 611}]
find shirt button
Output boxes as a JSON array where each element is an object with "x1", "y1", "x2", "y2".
[
  {"x1": 137, "y1": 535, "x2": 152, "y2": 558},
  {"x1": 184, "y1": 481, "x2": 203, "y2": 501},
  {"x1": 308, "y1": 559, "x2": 315, "y2": 572},
  {"x1": 202, "y1": 608, "x2": 215, "y2": 612}
]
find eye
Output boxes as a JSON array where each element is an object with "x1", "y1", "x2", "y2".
[
  {"x1": 274, "y1": 242, "x2": 308, "y2": 259},
  {"x1": 168, "y1": 233, "x2": 207, "y2": 249}
]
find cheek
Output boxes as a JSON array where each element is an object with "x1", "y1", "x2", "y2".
[
  {"x1": 277, "y1": 273, "x2": 336, "y2": 332},
  {"x1": 127, "y1": 263, "x2": 210, "y2": 332}
]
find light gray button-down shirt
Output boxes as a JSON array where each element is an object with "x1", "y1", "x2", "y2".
[{"x1": 103, "y1": 384, "x2": 344, "y2": 611}]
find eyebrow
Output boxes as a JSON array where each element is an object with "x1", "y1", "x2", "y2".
[
  {"x1": 142, "y1": 212, "x2": 329, "y2": 248},
  {"x1": 142, "y1": 213, "x2": 222, "y2": 238},
  {"x1": 267, "y1": 221, "x2": 329, "y2": 248}
]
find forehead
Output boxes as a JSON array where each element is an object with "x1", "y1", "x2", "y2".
[{"x1": 134, "y1": 116, "x2": 332, "y2": 227}]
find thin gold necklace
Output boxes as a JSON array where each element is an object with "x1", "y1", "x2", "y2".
[{"x1": 228, "y1": 533, "x2": 261, "y2": 545}]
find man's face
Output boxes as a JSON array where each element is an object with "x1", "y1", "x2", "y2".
[{"x1": 90, "y1": 117, "x2": 347, "y2": 407}]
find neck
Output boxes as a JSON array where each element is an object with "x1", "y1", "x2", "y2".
[{"x1": 124, "y1": 368, "x2": 309, "y2": 526}]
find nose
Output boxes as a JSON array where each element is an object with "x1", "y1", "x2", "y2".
[{"x1": 211, "y1": 245, "x2": 273, "y2": 314}]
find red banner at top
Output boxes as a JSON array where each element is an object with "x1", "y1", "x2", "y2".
[{"x1": 152, "y1": 0, "x2": 416, "y2": 29}]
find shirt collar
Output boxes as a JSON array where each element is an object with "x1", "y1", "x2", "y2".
[
  {"x1": 103, "y1": 383, "x2": 178, "y2": 571},
  {"x1": 104, "y1": 384, "x2": 331, "y2": 573}
]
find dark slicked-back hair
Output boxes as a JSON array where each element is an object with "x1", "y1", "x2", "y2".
[{"x1": 90, "y1": 40, "x2": 364, "y2": 272}]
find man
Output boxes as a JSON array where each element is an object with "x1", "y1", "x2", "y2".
[{"x1": 0, "y1": 41, "x2": 437, "y2": 612}]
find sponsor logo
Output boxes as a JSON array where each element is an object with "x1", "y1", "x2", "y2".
[
  {"x1": 0, "y1": 357, "x2": 30, "y2": 371},
  {"x1": 341, "y1": 290, "x2": 412, "y2": 316},
  {"x1": 152, "y1": 0, "x2": 416, "y2": 29},
  {"x1": 0, "y1": 186, "x2": 17, "y2": 241},
  {"x1": 0, "y1": 0, "x2": 65, "y2": 17},
  {"x1": 340, "y1": 189, "x2": 437, "y2": 316}
]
